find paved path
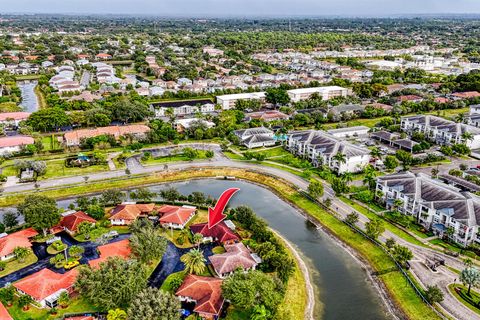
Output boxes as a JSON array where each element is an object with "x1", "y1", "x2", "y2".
[{"x1": 2, "y1": 144, "x2": 477, "y2": 320}]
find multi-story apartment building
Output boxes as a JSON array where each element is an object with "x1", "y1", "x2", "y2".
[
  {"x1": 216, "y1": 92, "x2": 266, "y2": 110},
  {"x1": 376, "y1": 172, "x2": 480, "y2": 246},
  {"x1": 468, "y1": 104, "x2": 480, "y2": 128},
  {"x1": 286, "y1": 86, "x2": 349, "y2": 102},
  {"x1": 400, "y1": 115, "x2": 480, "y2": 149},
  {"x1": 286, "y1": 130, "x2": 370, "y2": 173}
]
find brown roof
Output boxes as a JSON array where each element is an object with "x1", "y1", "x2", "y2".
[
  {"x1": 176, "y1": 275, "x2": 224, "y2": 316},
  {"x1": 0, "y1": 227, "x2": 38, "y2": 258},
  {"x1": 64, "y1": 125, "x2": 150, "y2": 145},
  {"x1": 209, "y1": 243, "x2": 257, "y2": 275},
  {"x1": 452, "y1": 91, "x2": 480, "y2": 99},
  {"x1": 109, "y1": 203, "x2": 155, "y2": 222},
  {"x1": 0, "y1": 112, "x2": 31, "y2": 121},
  {"x1": 0, "y1": 302, "x2": 12, "y2": 320},
  {"x1": 0, "y1": 136, "x2": 34, "y2": 148},
  {"x1": 158, "y1": 205, "x2": 196, "y2": 226},
  {"x1": 88, "y1": 239, "x2": 131, "y2": 268},
  {"x1": 60, "y1": 211, "x2": 96, "y2": 232},
  {"x1": 13, "y1": 268, "x2": 78, "y2": 301},
  {"x1": 189, "y1": 222, "x2": 239, "y2": 244}
]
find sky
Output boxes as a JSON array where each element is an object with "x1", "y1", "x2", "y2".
[{"x1": 2, "y1": 0, "x2": 480, "y2": 17}]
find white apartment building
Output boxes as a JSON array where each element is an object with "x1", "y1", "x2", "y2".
[
  {"x1": 376, "y1": 172, "x2": 480, "y2": 246},
  {"x1": 468, "y1": 104, "x2": 480, "y2": 128},
  {"x1": 287, "y1": 86, "x2": 349, "y2": 102},
  {"x1": 401, "y1": 115, "x2": 480, "y2": 149},
  {"x1": 234, "y1": 127, "x2": 276, "y2": 149},
  {"x1": 286, "y1": 130, "x2": 370, "y2": 173},
  {"x1": 216, "y1": 92, "x2": 266, "y2": 110}
]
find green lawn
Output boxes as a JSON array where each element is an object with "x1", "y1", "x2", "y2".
[
  {"x1": 248, "y1": 146, "x2": 291, "y2": 159},
  {"x1": 223, "y1": 151, "x2": 245, "y2": 160},
  {"x1": 339, "y1": 197, "x2": 426, "y2": 247},
  {"x1": 74, "y1": 225, "x2": 130, "y2": 242},
  {"x1": 212, "y1": 246, "x2": 226, "y2": 254},
  {"x1": 161, "y1": 271, "x2": 187, "y2": 293},
  {"x1": 449, "y1": 284, "x2": 480, "y2": 316},
  {"x1": 142, "y1": 150, "x2": 209, "y2": 165},
  {"x1": 0, "y1": 253, "x2": 38, "y2": 278},
  {"x1": 42, "y1": 159, "x2": 109, "y2": 179},
  {"x1": 6, "y1": 296, "x2": 98, "y2": 320},
  {"x1": 41, "y1": 135, "x2": 63, "y2": 151}
]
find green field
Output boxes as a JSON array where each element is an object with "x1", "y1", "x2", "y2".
[
  {"x1": 42, "y1": 159, "x2": 109, "y2": 179},
  {"x1": 0, "y1": 253, "x2": 38, "y2": 278}
]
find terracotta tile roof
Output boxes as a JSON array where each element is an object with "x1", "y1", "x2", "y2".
[
  {"x1": 0, "y1": 301, "x2": 12, "y2": 320},
  {"x1": 0, "y1": 136, "x2": 34, "y2": 148},
  {"x1": 175, "y1": 275, "x2": 224, "y2": 316},
  {"x1": 158, "y1": 205, "x2": 196, "y2": 226},
  {"x1": 13, "y1": 268, "x2": 78, "y2": 301},
  {"x1": 0, "y1": 227, "x2": 38, "y2": 258},
  {"x1": 209, "y1": 243, "x2": 257, "y2": 275},
  {"x1": 452, "y1": 91, "x2": 480, "y2": 99},
  {"x1": 190, "y1": 222, "x2": 239, "y2": 244},
  {"x1": 60, "y1": 211, "x2": 96, "y2": 232},
  {"x1": 397, "y1": 95, "x2": 423, "y2": 102},
  {"x1": 109, "y1": 203, "x2": 155, "y2": 222},
  {"x1": 88, "y1": 239, "x2": 131, "y2": 268},
  {"x1": 0, "y1": 112, "x2": 31, "y2": 121},
  {"x1": 64, "y1": 125, "x2": 150, "y2": 145}
]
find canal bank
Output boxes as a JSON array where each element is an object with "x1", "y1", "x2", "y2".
[
  {"x1": 17, "y1": 80, "x2": 40, "y2": 112},
  {"x1": 0, "y1": 167, "x2": 439, "y2": 319}
]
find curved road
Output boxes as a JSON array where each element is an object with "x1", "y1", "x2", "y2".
[{"x1": 2, "y1": 144, "x2": 477, "y2": 320}]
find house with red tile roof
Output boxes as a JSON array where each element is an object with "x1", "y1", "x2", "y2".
[
  {"x1": 109, "y1": 203, "x2": 155, "y2": 225},
  {"x1": 189, "y1": 222, "x2": 239, "y2": 245},
  {"x1": 54, "y1": 211, "x2": 97, "y2": 235},
  {"x1": 63, "y1": 125, "x2": 150, "y2": 147},
  {"x1": 452, "y1": 91, "x2": 480, "y2": 100},
  {"x1": 0, "y1": 136, "x2": 34, "y2": 156},
  {"x1": 95, "y1": 53, "x2": 112, "y2": 60},
  {"x1": 397, "y1": 95, "x2": 424, "y2": 103},
  {"x1": 434, "y1": 97, "x2": 450, "y2": 104},
  {"x1": 209, "y1": 242, "x2": 260, "y2": 278},
  {"x1": 0, "y1": 227, "x2": 38, "y2": 261},
  {"x1": 13, "y1": 268, "x2": 78, "y2": 308},
  {"x1": 245, "y1": 110, "x2": 289, "y2": 122},
  {"x1": 0, "y1": 112, "x2": 31, "y2": 126},
  {"x1": 158, "y1": 205, "x2": 196, "y2": 229},
  {"x1": 175, "y1": 275, "x2": 225, "y2": 319},
  {"x1": 88, "y1": 239, "x2": 131, "y2": 268},
  {"x1": 0, "y1": 301, "x2": 12, "y2": 320}
]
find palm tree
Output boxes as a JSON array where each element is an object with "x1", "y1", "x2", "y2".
[
  {"x1": 181, "y1": 248, "x2": 207, "y2": 275},
  {"x1": 177, "y1": 228, "x2": 191, "y2": 245},
  {"x1": 341, "y1": 172, "x2": 353, "y2": 184},
  {"x1": 57, "y1": 291, "x2": 70, "y2": 308},
  {"x1": 362, "y1": 165, "x2": 377, "y2": 190},
  {"x1": 431, "y1": 168, "x2": 439, "y2": 178},
  {"x1": 370, "y1": 147, "x2": 381, "y2": 159},
  {"x1": 192, "y1": 233, "x2": 203, "y2": 248},
  {"x1": 462, "y1": 132, "x2": 474, "y2": 143},
  {"x1": 332, "y1": 152, "x2": 346, "y2": 164},
  {"x1": 456, "y1": 113, "x2": 466, "y2": 123},
  {"x1": 107, "y1": 309, "x2": 128, "y2": 320},
  {"x1": 13, "y1": 247, "x2": 30, "y2": 263}
]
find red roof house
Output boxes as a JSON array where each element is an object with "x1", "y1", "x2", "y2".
[
  {"x1": 0, "y1": 227, "x2": 38, "y2": 261},
  {"x1": 397, "y1": 95, "x2": 423, "y2": 103},
  {"x1": 209, "y1": 242, "x2": 259, "y2": 278},
  {"x1": 0, "y1": 136, "x2": 34, "y2": 154},
  {"x1": 13, "y1": 268, "x2": 78, "y2": 307},
  {"x1": 245, "y1": 110, "x2": 289, "y2": 122},
  {"x1": 175, "y1": 275, "x2": 224, "y2": 319},
  {"x1": 189, "y1": 222, "x2": 239, "y2": 245},
  {"x1": 58, "y1": 211, "x2": 97, "y2": 235},
  {"x1": 452, "y1": 91, "x2": 480, "y2": 99},
  {"x1": 109, "y1": 203, "x2": 155, "y2": 225},
  {"x1": 0, "y1": 302, "x2": 12, "y2": 320},
  {"x1": 95, "y1": 53, "x2": 112, "y2": 60},
  {"x1": 0, "y1": 112, "x2": 31, "y2": 124},
  {"x1": 64, "y1": 125, "x2": 150, "y2": 147},
  {"x1": 158, "y1": 205, "x2": 196, "y2": 229},
  {"x1": 88, "y1": 239, "x2": 131, "y2": 268}
]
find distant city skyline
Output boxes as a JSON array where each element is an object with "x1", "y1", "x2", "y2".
[{"x1": 3, "y1": 0, "x2": 480, "y2": 16}]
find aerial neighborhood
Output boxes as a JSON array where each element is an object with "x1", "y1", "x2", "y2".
[{"x1": 1, "y1": 12, "x2": 480, "y2": 320}]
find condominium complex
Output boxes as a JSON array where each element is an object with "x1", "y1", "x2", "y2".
[
  {"x1": 287, "y1": 86, "x2": 349, "y2": 102},
  {"x1": 400, "y1": 115, "x2": 480, "y2": 149},
  {"x1": 286, "y1": 130, "x2": 370, "y2": 173},
  {"x1": 216, "y1": 92, "x2": 266, "y2": 110},
  {"x1": 376, "y1": 172, "x2": 480, "y2": 246}
]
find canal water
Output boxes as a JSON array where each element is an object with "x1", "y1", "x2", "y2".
[
  {"x1": 5, "y1": 179, "x2": 392, "y2": 319},
  {"x1": 17, "y1": 81, "x2": 39, "y2": 112}
]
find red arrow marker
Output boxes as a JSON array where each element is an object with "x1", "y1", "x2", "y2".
[{"x1": 208, "y1": 188, "x2": 240, "y2": 229}]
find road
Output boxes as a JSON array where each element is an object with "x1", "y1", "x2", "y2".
[{"x1": 2, "y1": 144, "x2": 477, "y2": 320}]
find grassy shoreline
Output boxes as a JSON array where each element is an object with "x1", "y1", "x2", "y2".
[{"x1": 0, "y1": 167, "x2": 440, "y2": 319}]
